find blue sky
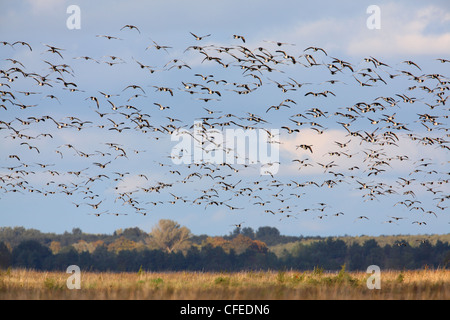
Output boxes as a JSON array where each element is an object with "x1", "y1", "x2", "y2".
[{"x1": 0, "y1": 0, "x2": 449, "y2": 237}]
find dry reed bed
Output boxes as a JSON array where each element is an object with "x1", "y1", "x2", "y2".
[{"x1": 0, "y1": 269, "x2": 448, "y2": 300}]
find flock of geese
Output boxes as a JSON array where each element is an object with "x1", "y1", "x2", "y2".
[{"x1": 0, "y1": 25, "x2": 449, "y2": 232}]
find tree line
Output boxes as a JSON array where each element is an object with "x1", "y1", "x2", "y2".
[{"x1": 0, "y1": 220, "x2": 449, "y2": 272}]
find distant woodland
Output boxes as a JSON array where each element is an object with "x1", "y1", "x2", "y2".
[{"x1": 0, "y1": 220, "x2": 449, "y2": 272}]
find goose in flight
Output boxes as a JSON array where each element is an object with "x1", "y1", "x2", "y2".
[
  {"x1": 225, "y1": 204, "x2": 243, "y2": 211},
  {"x1": 152, "y1": 86, "x2": 174, "y2": 96},
  {"x1": 43, "y1": 44, "x2": 65, "y2": 59},
  {"x1": 5, "y1": 58, "x2": 26, "y2": 68},
  {"x1": 89, "y1": 211, "x2": 108, "y2": 217},
  {"x1": 266, "y1": 102, "x2": 290, "y2": 113},
  {"x1": 8, "y1": 155, "x2": 20, "y2": 161},
  {"x1": 96, "y1": 35, "x2": 123, "y2": 40},
  {"x1": 402, "y1": 60, "x2": 421, "y2": 70},
  {"x1": 132, "y1": 58, "x2": 157, "y2": 72},
  {"x1": 231, "y1": 222, "x2": 245, "y2": 229},
  {"x1": 395, "y1": 242, "x2": 407, "y2": 247},
  {"x1": 353, "y1": 75, "x2": 373, "y2": 87},
  {"x1": 146, "y1": 40, "x2": 172, "y2": 53},
  {"x1": 190, "y1": 32, "x2": 211, "y2": 41},
  {"x1": 93, "y1": 161, "x2": 111, "y2": 169},
  {"x1": 264, "y1": 40, "x2": 295, "y2": 47},
  {"x1": 154, "y1": 103, "x2": 170, "y2": 110},
  {"x1": 98, "y1": 91, "x2": 118, "y2": 98},
  {"x1": 123, "y1": 84, "x2": 146, "y2": 94},
  {"x1": 86, "y1": 200, "x2": 104, "y2": 210},
  {"x1": 20, "y1": 142, "x2": 40, "y2": 153},
  {"x1": 296, "y1": 144, "x2": 313, "y2": 153},
  {"x1": 233, "y1": 35, "x2": 246, "y2": 43},
  {"x1": 304, "y1": 46, "x2": 327, "y2": 56},
  {"x1": 13, "y1": 41, "x2": 32, "y2": 51},
  {"x1": 74, "y1": 56, "x2": 100, "y2": 63},
  {"x1": 305, "y1": 91, "x2": 327, "y2": 97},
  {"x1": 120, "y1": 24, "x2": 141, "y2": 33},
  {"x1": 85, "y1": 96, "x2": 100, "y2": 109},
  {"x1": 195, "y1": 73, "x2": 214, "y2": 81},
  {"x1": 281, "y1": 126, "x2": 299, "y2": 134}
]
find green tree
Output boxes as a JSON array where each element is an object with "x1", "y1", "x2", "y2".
[
  {"x1": 347, "y1": 243, "x2": 364, "y2": 270},
  {"x1": 121, "y1": 227, "x2": 147, "y2": 242},
  {"x1": 12, "y1": 240, "x2": 52, "y2": 270},
  {"x1": 72, "y1": 228, "x2": 83, "y2": 236},
  {"x1": 362, "y1": 239, "x2": 384, "y2": 268},
  {"x1": 117, "y1": 250, "x2": 140, "y2": 271},
  {"x1": 52, "y1": 246, "x2": 79, "y2": 270},
  {"x1": 91, "y1": 245, "x2": 116, "y2": 271},
  {"x1": 200, "y1": 244, "x2": 230, "y2": 271},
  {"x1": 0, "y1": 241, "x2": 12, "y2": 269},
  {"x1": 255, "y1": 226, "x2": 281, "y2": 246},
  {"x1": 241, "y1": 227, "x2": 255, "y2": 239}
]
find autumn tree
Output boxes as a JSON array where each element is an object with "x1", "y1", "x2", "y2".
[
  {"x1": 230, "y1": 234, "x2": 268, "y2": 254},
  {"x1": 49, "y1": 241, "x2": 61, "y2": 254},
  {"x1": 149, "y1": 220, "x2": 192, "y2": 253},
  {"x1": 108, "y1": 236, "x2": 141, "y2": 253},
  {"x1": 72, "y1": 240, "x2": 94, "y2": 253},
  {"x1": 204, "y1": 236, "x2": 233, "y2": 253}
]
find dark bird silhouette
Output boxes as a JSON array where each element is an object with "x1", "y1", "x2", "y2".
[
  {"x1": 190, "y1": 32, "x2": 211, "y2": 41},
  {"x1": 12, "y1": 41, "x2": 32, "y2": 51},
  {"x1": 120, "y1": 25, "x2": 141, "y2": 33}
]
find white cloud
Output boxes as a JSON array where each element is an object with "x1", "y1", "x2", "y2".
[
  {"x1": 276, "y1": 128, "x2": 448, "y2": 180},
  {"x1": 348, "y1": 4, "x2": 450, "y2": 56},
  {"x1": 256, "y1": 4, "x2": 450, "y2": 57},
  {"x1": 26, "y1": 0, "x2": 66, "y2": 16}
]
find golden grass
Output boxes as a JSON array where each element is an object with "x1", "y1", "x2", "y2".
[{"x1": 0, "y1": 268, "x2": 448, "y2": 300}]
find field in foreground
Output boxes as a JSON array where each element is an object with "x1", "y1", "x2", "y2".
[{"x1": 0, "y1": 268, "x2": 448, "y2": 300}]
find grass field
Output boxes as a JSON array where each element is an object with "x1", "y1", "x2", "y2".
[{"x1": 0, "y1": 268, "x2": 448, "y2": 300}]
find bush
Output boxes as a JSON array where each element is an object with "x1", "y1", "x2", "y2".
[{"x1": 214, "y1": 276, "x2": 230, "y2": 286}]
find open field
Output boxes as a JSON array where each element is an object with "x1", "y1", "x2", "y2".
[{"x1": 0, "y1": 268, "x2": 448, "y2": 300}]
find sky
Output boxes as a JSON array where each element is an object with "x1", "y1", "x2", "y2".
[{"x1": 0, "y1": 0, "x2": 449, "y2": 237}]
